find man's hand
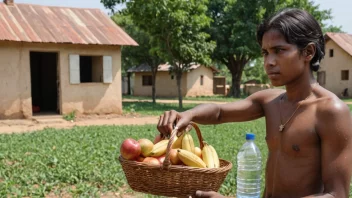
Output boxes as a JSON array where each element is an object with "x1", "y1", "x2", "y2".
[
  {"x1": 194, "y1": 191, "x2": 226, "y2": 198},
  {"x1": 157, "y1": 110, "x2": 193, "y2": 137}
]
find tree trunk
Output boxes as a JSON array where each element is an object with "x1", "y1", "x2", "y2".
[
  {"x1": 151, "y1": 67, "x2": 158, "y2": 104},
  {"x1": 226, "y1": 56, "x2": 249, "y2": 98},
  {"x1": 176, "y1": 72, "x2": 183, "y2": 109},
  {"x1": 127, "y1": 72, "x2": 131, "y2": 95}
]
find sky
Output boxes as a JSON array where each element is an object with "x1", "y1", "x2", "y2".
[{"x1": 15, "y1": 0, "x2": 352, "y2": 34}]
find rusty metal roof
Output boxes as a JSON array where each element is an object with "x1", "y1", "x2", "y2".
[
  {"x1": 128, "y1": 63, "x2": 218, "y2": 73},
  {"x1": 0, "y1": 2, "x2": 138, "y2": 46},
  {"x1": 325, "y1": 32, "x2": 352, "y2": 57}
]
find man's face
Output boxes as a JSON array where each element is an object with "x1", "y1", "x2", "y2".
[{"x1": 261, "y1": 29, "x2": 306, "y2": 87}]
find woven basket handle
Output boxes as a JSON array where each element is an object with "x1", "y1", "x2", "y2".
[{"x1": 163, "y1": 122, "x2": 204, "y2": 169}]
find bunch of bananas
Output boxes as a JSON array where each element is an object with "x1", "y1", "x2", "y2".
[
  {"x1": 147, "y1": 130, "x2": 220, "y2": 168},
  {"x1": 175, "y1": 131, "x2": 220, "y2": 168}
]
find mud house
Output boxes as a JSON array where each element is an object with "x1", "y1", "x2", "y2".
[
  {"x1": 127, "y1": 63, "x2": 224, "y2": 97},
  {"x1": 318, "y1": 32, "x2": 352, "y2": 97},
  {"x1": 0, "y1": 0, "x2": 137, "y2": 119}
]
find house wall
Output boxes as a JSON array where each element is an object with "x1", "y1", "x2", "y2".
[
  {"x1": 0, "y1": 41, "x2": 122, "y2": 119},
  {"x1": 319, "y1": 40, "x2": 352, "y2": 96},
  {"x1": 133, "y1": 72, "x2": 188, "y2": 97},
  {"x1": 185, "y1": 66, "x2": 214, "y2": 96}
]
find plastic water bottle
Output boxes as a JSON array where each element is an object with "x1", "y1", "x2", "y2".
[{"x1": 236, "y1": 133, "x2": 262, "y2": 198}]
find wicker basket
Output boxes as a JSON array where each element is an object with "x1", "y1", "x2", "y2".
[{"x1": 119, "y1": 122, "x2": 233, "y2": 197}]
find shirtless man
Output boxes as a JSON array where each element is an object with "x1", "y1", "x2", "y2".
[{"x1": 157, "y1": 8, "x2": 352, "y2": 198}]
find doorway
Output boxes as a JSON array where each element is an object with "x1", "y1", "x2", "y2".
[{"x1": 30, "y1": 52, "x2": 59, "y2": 114}]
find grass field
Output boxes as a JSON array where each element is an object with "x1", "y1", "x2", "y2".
[{"x1": 1, "y1": 101, "x2": 352, "y2": 197}]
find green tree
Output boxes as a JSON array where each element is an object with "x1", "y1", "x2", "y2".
[
  {"x1": 102, "y1": 0, "x2": 216, "y2": 108},
  {"x1": 323, "y1": 25, "x2": 344, "y2": 33},
  {"x1": 206, "y1": 0, "x2": 340, "y2": 97},
  {"x1": 112, "y1": 13, "x2": 164, "y2": 104},
  {"x1": 242, "y1": 58, "x2": 269, "y2": 85}
]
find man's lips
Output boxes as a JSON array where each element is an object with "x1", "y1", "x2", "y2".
[{"x1": 267, "y1": 72, "x2": 280, "y2": 78}]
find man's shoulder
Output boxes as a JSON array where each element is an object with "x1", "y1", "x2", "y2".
[
  {"x1": 249, "y1": 88, "x2": 284, "y2": 102},
  {"x1": 316, "y1": 89, "x2": 350, "y2": 118},
  {"x1": 315, "y1": 87, "x2": 352, "y2": 138}
]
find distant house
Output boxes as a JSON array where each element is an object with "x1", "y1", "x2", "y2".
[
  {"x1": 127, "y1": 63, "x2": 222, "y2": 97},
  {"x1": 319, "y1": 32, "x2": 352, "y2": 97},
  {"x1": 0, "y1": 0, "x2": 137, "y2": 119}
]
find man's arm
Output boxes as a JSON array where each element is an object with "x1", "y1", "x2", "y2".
[
  {"x1": 304, "y1": 99, "x2": 352, "y2": 198},
  {"x1": 157, "y1": 89, "x2": 274, "y2": 135},
  {"x1": 190, "y1": 90, "x2": 266, "y2": 124}
]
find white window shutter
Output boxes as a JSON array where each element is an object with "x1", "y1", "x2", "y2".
[
  {"x1": 103, "y1": 56, "x2": 113, "y2": 83},
  {"x1": 69, "y1": 54, "x2": 80, "y2": 84}
]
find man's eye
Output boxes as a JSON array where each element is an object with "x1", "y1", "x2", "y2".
[
  {"x1": 261, "y1": 51, "x2": 268, "y2": 56},
  {"x1": 275, "y1": 48, "x2": 283, "y2": 53}
]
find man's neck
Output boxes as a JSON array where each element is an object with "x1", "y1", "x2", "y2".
[{"x1": 284, "y1": 72, "x2": 316, "y2": 103}]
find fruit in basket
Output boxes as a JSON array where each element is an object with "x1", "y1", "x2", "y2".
[
  {"x1": 136, "y1": 156, "x2": 145, "y2": 162},
  {"x1": 150, "y1": 140, "x2": 169, "y2": 157},
  {"x1": 182, "y1": 132, "x2": 195, "y2": 154},
  {"x1": 143, "y1": 157, "x2": 160, "y2": 166},
  {"x1": 202, "y1": 142, "x2": 220, "y2": 168},
  {"x1": 209, "y1": 144, "x2": 220, "y2": 168},
  {"x1": 177, "y1": 149, "x2": 206, "y2": 168},
  {"x1": 120, "y1": 138, "x2": 141, "y2": 160},
  {"x1": 169, "y1": 149, "x2": 182, "y2": 165},
  {"x1": 172, "y1": 133, "x2": 184, "y2": 149},
  {"x1": 157, "y1": 155, "x2": 166, "y2": 164},
  {"x1": 138, "y1": 138, "x2": 154, "y2": 157},
  {"x1": 194, "y1": 146, "x2": 202, "y2": 158}
]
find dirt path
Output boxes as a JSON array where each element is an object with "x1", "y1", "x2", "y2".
[
  {"x1": 0, "y1": 115, "x2": 160, "y2": 134},
  {"x1": 1, "y1": 99, "x2": 351, "y2": 134}
]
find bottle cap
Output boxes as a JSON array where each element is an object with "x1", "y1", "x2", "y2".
[{"x1": 246, "y1": 133, "x2": 255, "y2": 140}]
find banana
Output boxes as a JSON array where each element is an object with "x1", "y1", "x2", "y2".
[
  {"x1": 172, "y1": 133, "x2": 184, "y2": 149},
  {"x1": 202, "y1": 142, "x2": 215, "y2": 168},
  {"x1": 209, "y1": 144, "x2": 220, "y2": 168},
  {"x1": 202, "y1": 142, "x2": 220, "y2": 168},
  {"x1": 182, "y1": 132, "x2": 195, "y2": 154},
  {"x1": 149, "y1": 140, "x2": 169, "y2": 157},
  {"x1": 177, "y1": 149, "x2": 206, "y2": 168}
]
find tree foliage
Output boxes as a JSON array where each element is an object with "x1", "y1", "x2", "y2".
[
  {"x1": 206, "y1": 0, "x2": 339, "y2": 97},
  {"x1": 102, "y1": 0, "x2": 343, "y2": 99},
  {"x1": 242, "y1": 58, "x2": 269, "y2": 85},
  {"x1": 104, "y1": 0, "x2": 215, "y2": 108},
  {"x1": 112, "y1": 13, "x2": 164, "y2": 103}
]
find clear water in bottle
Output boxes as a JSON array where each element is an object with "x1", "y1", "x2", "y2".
[{"x1": 236, "y1": 133, "x2": 262, "y2": 198}]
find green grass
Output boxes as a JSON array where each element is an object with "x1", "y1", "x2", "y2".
[{"x1": 122, "y1": 101, "x2": 198, "y2": 116}]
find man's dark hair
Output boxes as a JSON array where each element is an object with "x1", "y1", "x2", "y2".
[{"x1": 256, "y1": 8, "x2": 325, "y2": 72}]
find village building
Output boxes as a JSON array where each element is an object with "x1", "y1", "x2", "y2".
[
  {"x1": 0, "y1": 0, "x2": 137, "y2": 119},
  {"x1": 318, "y1": 32, "x2": 352, "y2": 97},
  {"x1": 127, "y1": 63, "x2": 226, "y2": 97}
]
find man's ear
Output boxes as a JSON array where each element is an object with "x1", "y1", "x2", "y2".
[{"x1": 304, "y1": 43, "x2": 316, "y2": 62}]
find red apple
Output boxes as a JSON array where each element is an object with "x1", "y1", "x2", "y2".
[{"x1": 120, "y1": 138, "x2": 141, "y2": 160}]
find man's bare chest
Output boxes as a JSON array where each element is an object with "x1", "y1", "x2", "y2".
[{"x1": 264, "y1": 102, "x2": 320, "y2": 157}]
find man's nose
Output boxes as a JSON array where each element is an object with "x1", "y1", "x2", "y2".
[{"x1": 264, "y1": 54, "x2": 276, "y2": 68}]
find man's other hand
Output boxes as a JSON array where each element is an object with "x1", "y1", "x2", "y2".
[{"x1": 194, "y1": 191, "x2": 226, "y2": 198}]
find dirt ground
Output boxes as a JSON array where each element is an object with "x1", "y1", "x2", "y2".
[{"x1": 0, "y1": 114, "x2": 160, "y2": 134}]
